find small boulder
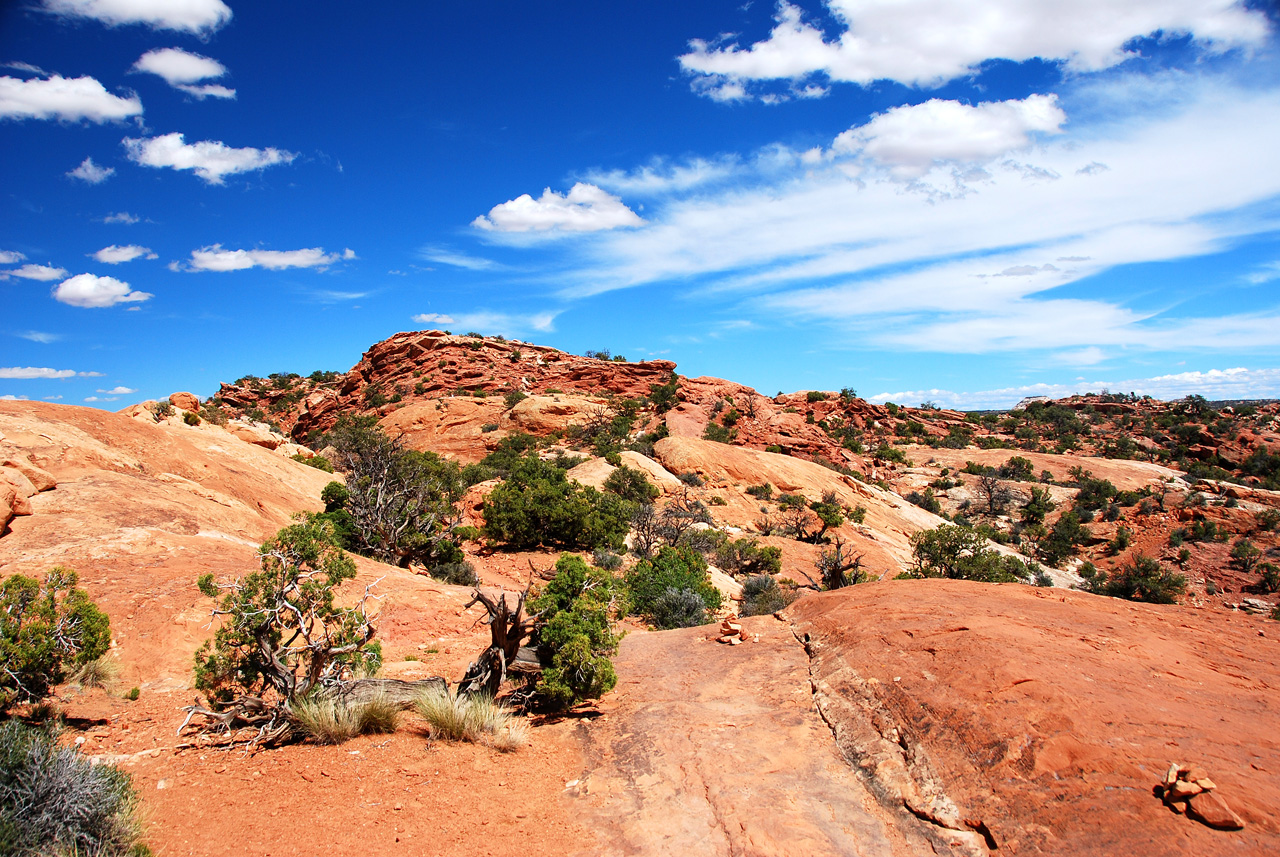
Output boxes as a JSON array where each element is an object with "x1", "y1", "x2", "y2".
[
  {"x1": 169, "y1": 391, "x2": 200, "y2": 411},
  {"x1": 1186, "y1": 791, "x2": 1245, "y2": 831}
]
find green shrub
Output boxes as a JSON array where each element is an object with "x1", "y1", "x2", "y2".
[
  {"x1": 1080, "y1": 554, "x2": 1185, "y2": 604},
  {"x1": 192, "y1": 519, "x2": 382, "y2": 726},
  {"x1": 739, "y1": 575, "x2": 795, "y2": 617},
  {"x1": 849, "y1": 505, "x2": 867, "y2": 524},
  {"x1": 806, "y1": 391, "x2": 827, "y2": 403},
  {"x1": 0, "y1": 567, "x2": 110, "y2": 711},
  {"x1": 591, "y1": 548, "x2": 623, "y2": 571},
  {"x1": 1037, "y1": 512, "x2": 1089, "y2": 566},
  {"x1": 648, "y1": 373, "x2": 679, "y2": 413},
  {"x1": 745, "y1": 483, "x2": 773, "y2": 500},
  {"x1": 1230, "y1": 538, "x2": 1262, "y2": 573},
  {"x1": 604, "y1": 465, "x2": 659, "y2": 505},
  {"x1": 482, "y1": 454, "x2": 635, "y2": 550},
  {"x1": 907, "y1": 525, "x2": 1030, "y2": 583},
  {"x1": 0, "y1": 721, "x2": 150, "y2": 857},
  {"x1": 126, "y1": 687, "x2": 139, "y2": 701},
  {"x1": 182, "y1": 411, "x2": 201, "y2": 426},
  {"x1": 625, "y1": 546, "x2": 722, "y2": 628},
  {"x1": 714, "y1": 538, "x2": 782, "y2": 577},
  {"x1": 430, "y1": 561, "x2": 480, "y2": 586},
  {"x1": 998, "y1": 456, "x2": 1035, "y2": 481},
  {"x1": 906, "y1": 488, "x2": 942, "y2": 514},
  {"x1": 529, "y1": 555, "x2": 620, "y2": 709},
  {"x1": 150, "y1": 400, "x2": 173, "y2": 419},
  {"x1": 702, "y1": 422, "x2": 735, "y2": 444},
  {"x1": 292, "y1": 453, "x2": 334, "y2": 472}
]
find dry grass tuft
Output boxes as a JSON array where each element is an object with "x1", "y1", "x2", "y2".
[
  {"x1": 71, "y1": 655, "x2": 120, "y2": 691},
  {"x1": 414, "y1": 689, "x2": 528, "y2": 749},
  {"x1": 291, "y1": 693, "x2": 399, "y2": 744}
]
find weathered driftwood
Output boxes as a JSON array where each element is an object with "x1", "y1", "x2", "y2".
[
  {"x1": 457, "y1": 588, "x2": 539, "y2": 698},
  {"x1": 332, "y1": 676, "x2": 448, "y2": 708}
]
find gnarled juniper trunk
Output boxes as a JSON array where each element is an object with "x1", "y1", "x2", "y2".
[{"x1": 457, "y1": 588, "x2": 538, "y2": 698}]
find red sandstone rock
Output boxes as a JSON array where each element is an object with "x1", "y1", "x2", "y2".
[
  {"x1": 169, "y1": 391, "x2": 200, "y2": 411},
  {"x1": 1187, "y1": 791, "x2": 1246, "y2": 831}
]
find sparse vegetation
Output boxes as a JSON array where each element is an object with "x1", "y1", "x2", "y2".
[
  {"x1": 1079, "y1": 554, "x2": 1185, "y2": 604},
  {"x1": 624, "y1": 546, "x2": 722, "y2": 629},
  {"x1": 0, "y1": 567, "x2": 111, "y2": 712},
  {"x1": 482, "y1": 454, "x2": 635, "y2": 550},
  {"x1": 414, "y1": 690, "x2": 526, "y2": 749},
  {"x1": 528, "y1": 554, "x2": 620, "y2": 709},
  {"x1": 0, "y1": 720, "x2": 150, "y2": 857}
]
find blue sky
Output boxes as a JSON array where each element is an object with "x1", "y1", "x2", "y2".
[{"x1": 3, "y1": 0, "x2": 1280, "y2": 409}]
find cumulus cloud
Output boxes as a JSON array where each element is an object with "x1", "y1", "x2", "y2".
[
  {"x1": 5, "y1": 264, "x2": 69, "y2": 281},
  {"x1": 0, "y1": 251, "x2": 25, "y2": 265},
  {"x1": 0, "y1": 74, "x2": 142, "y2": 122},
  {"x1": 680, "y1": 1, "x2": 1271, "y2": 97},
  {"x1": 131, "y1": 47, "x2": 234, "y2": 99},
  {"x1": 52, "y1": 273, "x2": 152, "y2": 307},
  {"x1": 0, "y1": 395, "x2": 30, "y2": 401},
  {"x1": 183, "y1": 245, "x2": 355, "y2": 272},
  {"x1": 830, "y1": 95, "x2": 1066, "y2": 177},
  {"x1": 872, "y1": 367, "x2": 1280, "y2": 410},
  {"x1": 102, "y1": 211, "x2": 139, "y2": 224},
  {"x1": 97, "y1": 385, "x2": 136, "y2": 394},
  {"x1": 410, "y1": 310, "x2": 558, "y2": 336},
  {"x1": 473, "y1": 183, "x2": 644, "y2": 233},
  {"x1": 0, "y1": 366, "x2": 100, "y2": 379},
  {"x1": 123, "y1": 133, "x2": 296, "y2": 184},
  {"x1": 92, "y1": 244, "x2": 155, "y2": 264},
  {"x1": 67, "y1": 156, "x2": 115, "y2": 183},
  {"x1": 43, "y1": 0, "x2": 231, "y2": 35}
]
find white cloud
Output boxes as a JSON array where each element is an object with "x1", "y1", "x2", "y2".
[
  {"x1": 680, "y1": 1, "x2": 1271, "y2": 97},
  {"x1": 52, "y1": 273, "x2": 152, "y2": 307},
  {"x1": 419, "y1": 247, "x2": 505, "y2": 271},
  {"x1": 830, "y1": 95, "x2": 1066, "y2": 177},
  {"x1": 411, "y1": 313, "x2": 455, "y2": 326},
  {"x1": 473, "y1": 183, "x2": 644, "y2": 233},
  {"x1": 0, "y1": 251, "x2": 25, "y2": 264},
  {"x1": 131, "y1": 47, "x2": 234, "y2": 99},
  {"x1": 0, "y1": 366, "x2": 100, "y2": 379},
  {"x1": 67, "y1": 156, "x2": 115, "y2": 183},
  {"x1": 411, "y1": 310, "x2": 558, "y2": 336},
  {"x1": 0, "y1": 74, "x2": 142, "y2": 122},
  {"x1": 0, "y1": 395, "x2": 30, "y2": 401},
  {"x1": 123, "y1": 133, "x2": 296, "y2": 184},
  {"x1": 1245, "y1": 261, "x2": 1280, "y2": 284},
  {"x1": 97, "y1": 385, "x2": 136, "y2": 394},
  {"x1": 83, "y1": 396, "x2": 118, "y2": 402},
  {"x1": 92, "y1": 244, "x2": 155, "y2": 264},
  {"x1": 872, "y1": 367, "x2": 1280, "y2": 410},
  {"x1": 182, "y1": 245, "x2": 355, "y2": 272},
  {"x1": 102, "y1": 211, "x2": 140, "y2": 224},
  {"x1": 17, "y1": 331, "x2": 59, "y2": 343},
  {"x1": 584, "y1": 156, "x2": 739, "y2": 196},
  {"x1": 43, "y1": 0, "x2": 231, "y2": 35},
  {"x1": 5, "y1": 264, "x2": 69, "y2": 281},
  {"x1": 546, "y1": 76, "x2": 1280, "y2": 356}
]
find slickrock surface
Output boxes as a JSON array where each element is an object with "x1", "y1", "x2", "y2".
[
  {"x1": 571, "y1": 616, "x2": 954, "y2": 857},
  {"x1": 790, "y1": 580, "x2": 1280, "y2": 855}
]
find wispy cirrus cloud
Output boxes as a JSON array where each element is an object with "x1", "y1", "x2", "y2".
[
  {"x1": 0, "y1": 366, "x2": 103, "y2": 379},
  {"x1": 410, "y1": 310, "x2": 558, "y2": 336},
  {"x1": 419, "y1": 246, "x2": 507, "y2": 271},
  {"x1": 17, "y1": 331, "x2": 60, "y2": 344},
  {"x1": 181, "y1": 245, "x2": 356, "y2": 272},
  {"x1": 873, "y1": 367, "x2": 1280, "y2": 410},
  {"x1": 124, "y1": 133, "x2": 295, "y2": 184}
]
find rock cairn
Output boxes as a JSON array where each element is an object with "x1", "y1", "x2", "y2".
[{"x1": 1159, "y1": 763, "x2": 1245, "y2": 830}]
